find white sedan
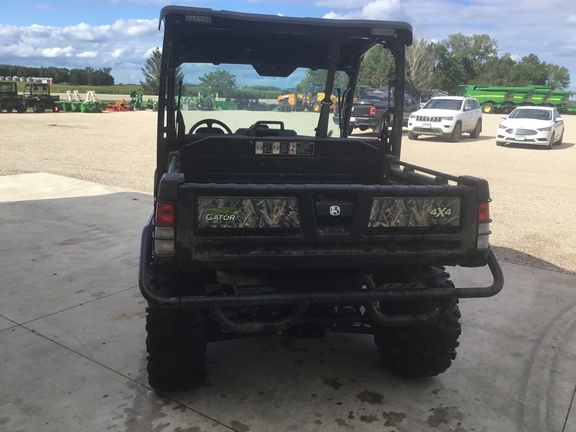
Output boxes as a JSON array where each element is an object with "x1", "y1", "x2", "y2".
[{"x1": 496, "y1": 106, "x2": 565, "y2": 149}]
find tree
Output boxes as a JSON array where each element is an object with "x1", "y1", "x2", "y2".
[
  {"x1": 357, "y1": 45, "x2": 395, "y2": 88},
  {"x1": 140, "y1": 48, "x2": 162, "y2": 94},
  {"x1": 477, "y1": 53, "x2": 518, "y2": 86},
  {"x1": 405, "y1": 34, "x2": 436, "y2": 98},
  {"x1": 513, "y1": 54, "x2": 549, "y2": 86},
  {"x1": 295, "y1": 69, "x2": 348, "y2": 94},
  {"x1": 140, "y1": 48, "x2": 183, "y2": 95},
  {"x1": 432, "y1": 43, "x2": 468, "y2": 95},
  {"x1": 443, "y1": 33, "x2": 498, "y2": 76},
  {"x1": 198, "y1": 69, "x2": 238, "y2": 97},
  {"x1": 546, "y1": 64, "x2": 570, "y2": 90}
]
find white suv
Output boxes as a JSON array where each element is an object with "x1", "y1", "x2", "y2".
[{"x1": 407, "y1": 96, "x2": 482, "y2": 142}]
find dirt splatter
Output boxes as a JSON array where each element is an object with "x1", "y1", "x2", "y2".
[
  {"x1": 174, "y1": 427, "x2": 201, "y2": 432},
  {"x1": 360, "y1": 414, "x2": 379, "y2": 424},
  {"x1": 334, "y1": 418, "x2": 354, "y2": 429},
  {"x1": 356, "y1": 390, "x2": 384, "y2": 405},
  {"x1": 426, "y1": 406, "x2": 464, "y2": 427},
  {"x1": 230, "y1": 420, "x2": 250, "y2": 432},
  {"x1": 321, "y1": 376, "x2": 344, "y2": 390},
  {"x1": 382, "y1": 411, "x2": 407, "y2": 427}
]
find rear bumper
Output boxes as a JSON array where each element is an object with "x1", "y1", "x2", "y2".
[{"x1": 139, "y1": 218, "x2": 504, "y2": 310}]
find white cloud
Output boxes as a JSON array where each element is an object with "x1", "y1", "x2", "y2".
[
  {"x1": 567, "y1": 15, "x2": 576, "y2": 24},
  {"x1": 110, "y1": 19, "x2": 157, "y2": 37},
  {"x1": 111, "y1": 49, "x2": 125, "y2": 58},
  {"x1": 0, "y1": 19, "x2": 162, "y2": 83},
  {"x1": 77, "y1": 51, "x2": 98, "y2": 58},
  {"x1": 324, "y1": 0, "x2": 408, "y2": 20},
  {"x1": 42, "y1": 46, "x2": 74, "y2": 58}
]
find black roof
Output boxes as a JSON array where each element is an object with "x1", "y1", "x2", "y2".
[{"x1": 159, "y1": 6, "x2": 412, "y2": 75}]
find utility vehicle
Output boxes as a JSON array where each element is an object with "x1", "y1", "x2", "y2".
[
  {"x1": 139, "y1": 6, "x2": 503, "y2": 391},
  {"x1": 0, "y1": 81, "x2": 26, "y2": 113}
]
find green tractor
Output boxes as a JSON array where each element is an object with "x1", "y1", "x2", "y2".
[
  {"x1": 24, "y1": 83, "x2": 60, "y2": 113},
  {"x1": 0, "y1": 81, "x2": 27, "y2": 113}
]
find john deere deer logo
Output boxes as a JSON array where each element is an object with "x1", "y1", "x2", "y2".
[{"x1": 329, "y1": 205, "x2": 341, "y2": 216}]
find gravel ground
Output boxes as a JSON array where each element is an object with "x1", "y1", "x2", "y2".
[{"x1": 1, "y1": 109, "x2": 575, "y2": 275}]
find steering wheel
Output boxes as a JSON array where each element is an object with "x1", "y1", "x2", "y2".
[{"x1": 188, "y1": 119, "x2": 233, "y2": 134}]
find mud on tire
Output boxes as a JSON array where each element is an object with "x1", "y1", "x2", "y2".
[
  {"x1": 373, "y1": 266, "x2": 461, "y2": 377},
  {"x1": 146, "y1": 284, "x2": 207, "y2": 391}
]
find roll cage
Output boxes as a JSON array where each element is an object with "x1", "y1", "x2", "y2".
[{"x1": 156, "y1": 6, "x2": 413, "y2": 179}]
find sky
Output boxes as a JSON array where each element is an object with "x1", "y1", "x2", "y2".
[{"x1": 1, "y1": 0, "x2": 576, "y2": 95}]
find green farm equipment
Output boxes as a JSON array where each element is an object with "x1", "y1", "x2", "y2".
[
  {"x1": 458, "y1": 85, "x2": 515, "y2": 114},
  {"x1": 459, "y1": 85, "x2": 573, "y2": 114},
  {"x1": 549, "y1": 90, "x2": 572, "y2": 108},
  {"x1": 59, "y1": 90, "x2": 103, "y2": 113},
  {"x1": 24, "y1": 83, "x2": 60, "y2": 113},
  {"x1": 0, "y1": 81, "x2": 27, "y2": 113}
]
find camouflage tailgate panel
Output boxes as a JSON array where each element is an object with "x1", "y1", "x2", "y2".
[
  {"x1": 197, "y1": 197, "x2": 301, "y2": 229},
  {"x1": 368, "y1": 197, "x2": 461, "y2": 228}
]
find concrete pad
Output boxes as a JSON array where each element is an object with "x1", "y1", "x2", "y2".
[
  {"x1": 0, "y1": 173, "x2": 151, "y2": 323},
  {"x1": 0, "y1": 326, "x2": 230, "y2": 431},
  {"x1": 2, "y1": 173, "x2": 576, "y2": 432},
  {"x1": 25, "y1": 286, "x2": 147, "y2": 377},
  {"x1": 0, "y1": 316, "x2": 15, "y2": 332}
]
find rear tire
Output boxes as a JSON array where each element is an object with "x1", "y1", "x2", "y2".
[
  {"x1": 373, "y1": 266, "x2": 461, "y2": 377},
  {"x1": 146, "y1": 284, "x2": 207, "y2": 391},
  {"x1": 6, "y1": 107, "x2": 13, "y2": 113}
]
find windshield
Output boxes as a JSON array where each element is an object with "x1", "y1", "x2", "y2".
[
  {"x1": 358, "y1": 89, "x2": 390, "y2": 103},
  {"x1": 423, "y1": 98, "x2": 463, "y2": 110},
  {"x1": 509, "y1": 109, "x2": 552, "y2": 121},
  {"x1": 177, "y1": 64, "x2": 347, "y2": 137}
]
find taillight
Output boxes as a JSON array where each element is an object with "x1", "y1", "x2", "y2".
[
  {"x1": 477, "y1": 201, "x2": 491, "y2": 250},
  {"x1": 155, "y1": 202, "x2": 174, "y2": 226},
  {"x1": 369, "y1": 105, "x2": 377, "y2": 117},
  {"x1": 154, "y1": 201, "x2": 175, "y2": 256}
]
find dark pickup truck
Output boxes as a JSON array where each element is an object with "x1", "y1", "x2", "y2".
[
  {"x1": 139, "y1": 6, "x2": 503, "y2": 392},
  {"x1": 334, "y1": 87, "x2": 420, "y2": 134}
]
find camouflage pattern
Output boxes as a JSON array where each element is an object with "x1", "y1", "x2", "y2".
[
  {"x1": 368, "y1": 197, "x2": 461, "y2": 228},
  {"x1": 197, "y1": 197, "x2": 301, "y2": 229}
]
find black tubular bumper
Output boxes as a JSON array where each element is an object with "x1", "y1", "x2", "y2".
[{"x1": 139, "y1": 218, "x2": 504, "y2": 320}]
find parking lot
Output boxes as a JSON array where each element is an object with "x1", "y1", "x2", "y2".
[{"x1": 1, "y1": 109, "x2": 575, "y2": 431}]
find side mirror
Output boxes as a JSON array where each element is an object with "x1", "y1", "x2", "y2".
[
  {"x1": 501, "y1": 115, "x2": 508, "y2": 119},
  {"x1": 463, "y1": 106, "x2": 471, "y2": 112}
]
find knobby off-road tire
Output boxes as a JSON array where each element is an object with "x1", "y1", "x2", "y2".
[
  {"x1": 373, "y1": 266, "x2": 461, "y2": 378},
  {"x1": 146, "y1": 290, "x2": 208, "y2": 391}
]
